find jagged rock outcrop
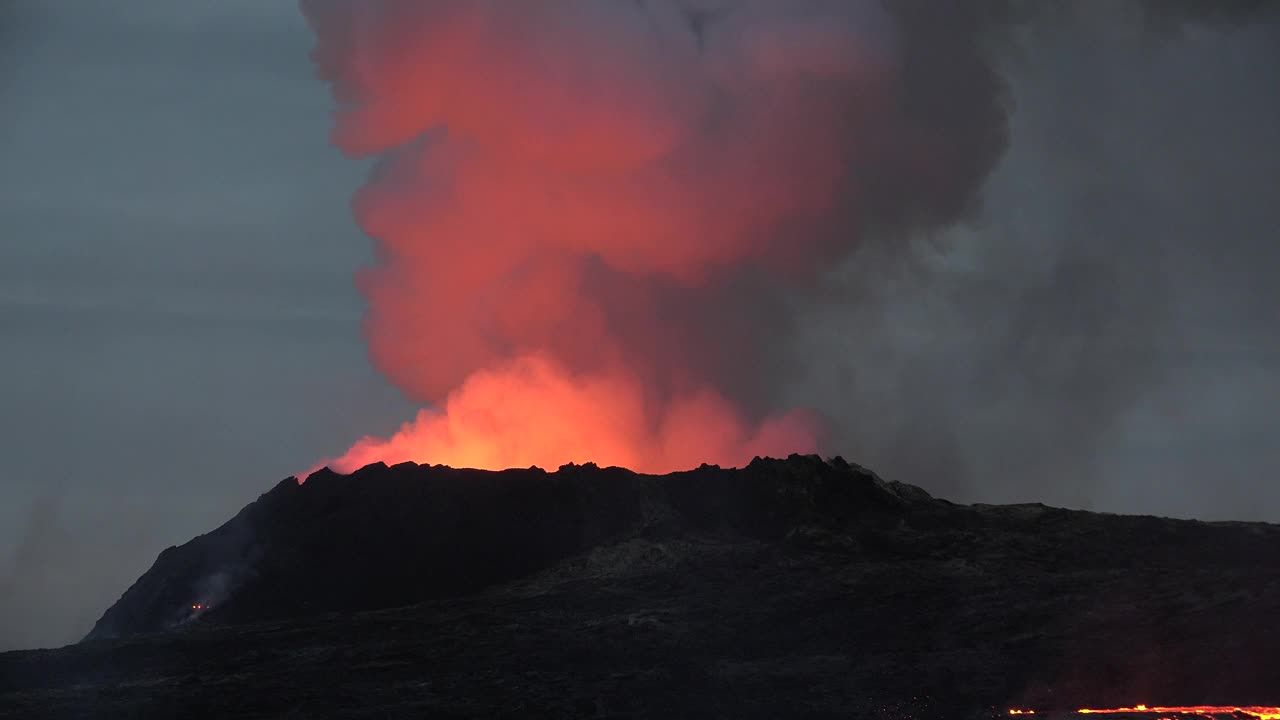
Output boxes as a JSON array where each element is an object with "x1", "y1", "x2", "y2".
[{"x1": 85, "y1": 454, "x2": 923, "y2": 640}]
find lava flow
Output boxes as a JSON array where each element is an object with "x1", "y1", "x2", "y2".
[
  {"x1": 1076, "y1": 707, "x2": 1280, "y2": 719},
  {"x1": 1009, "y1": 707, "x2": 1280, "y2": 719}
]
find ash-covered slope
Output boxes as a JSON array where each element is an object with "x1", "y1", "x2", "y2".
[
  {"x1": 85, "y1": 454, "x2": 927, "y2": 641},
  {"x1": 3, "y1": 455, "x2": 1278, "y2": 719}
]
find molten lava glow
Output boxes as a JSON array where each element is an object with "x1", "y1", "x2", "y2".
[
  {"x1": 1009, "y1": 707, "x2": 1280, "y2": 719},
  {"x1": 319, "y1": 354, "x2": 817, "y2": 475},
  {"x1": 1075, "y1": 707, "x2": 1280, "y2": 719},
  {"x1": 299, "y1": 2, "x2": 1007, "y2": 477}
]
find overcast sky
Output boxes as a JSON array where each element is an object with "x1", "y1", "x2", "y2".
[
  {"x1": 2, "y1": 2, "x2": 1278, "y2": 651},
  {"x1": 0, "y1": 1, "x2": 415, "y2": 651}
]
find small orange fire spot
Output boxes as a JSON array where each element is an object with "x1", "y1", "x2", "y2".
[
  {"x1": 1008, "y1": 707, "x2": 1280, "y2": 719},
  {"x1": 1073, "y1": 706, "x2": 1280, "y2": 719}
]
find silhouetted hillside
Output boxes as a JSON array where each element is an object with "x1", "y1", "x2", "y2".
[
  {"x1": 84, "y1": 455, "x2": 927, "y2": 640},
  {"x1": 2, "y1": 455, "x2": 1278, "y2": 719}
]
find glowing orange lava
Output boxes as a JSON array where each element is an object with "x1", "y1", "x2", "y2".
[
  {"x1": 309, "y1": 354, "x2": 818, "y2": 478},
  {"x1": 1009, "y1": 707, "x2": 1280, "y2": 719},
  {"x1": 1076, "y1": 707, "x2": 1280, "y2": 719}
]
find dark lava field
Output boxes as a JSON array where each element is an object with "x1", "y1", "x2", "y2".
[{"x1": 2, "y1": 455, "x2": 1278, "y2": 719}]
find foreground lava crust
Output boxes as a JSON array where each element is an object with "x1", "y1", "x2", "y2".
[{"x1": 2, "y1": 456, "x2": 1278, "y2": 719}]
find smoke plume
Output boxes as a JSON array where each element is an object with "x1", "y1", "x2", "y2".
[
  {"x1": 302, "y1": 1, "x2": 1276, "y2": 497},
  {"x1": 300, "y1": 0, "x2": 1011, "y2": 473},
  {"x1": 781, "y1": 2, "x2": 1280, "y2": 516}
]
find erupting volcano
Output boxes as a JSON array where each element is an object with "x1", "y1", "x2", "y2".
[
  {"x1": 300, "y1": 0, "x2": 1007, "y2": 475},
  {"x1": 4, "y1": 1, "x2": 1280, "y2": 718}
]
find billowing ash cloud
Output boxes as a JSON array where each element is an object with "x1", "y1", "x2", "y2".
[{"x1": 300, "y1": 0, "x2": 1012, "y2": 473}]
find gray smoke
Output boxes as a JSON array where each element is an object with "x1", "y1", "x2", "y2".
[
  {"x1": 786, "y1": 3, "x2": 1280, "y2": 520},
  {"x1": 0, "y1": 0, "x2": 1276, "y2": 656}
]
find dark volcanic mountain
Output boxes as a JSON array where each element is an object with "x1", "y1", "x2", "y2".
[{"x1": 2, "y1": 455, "x2": 1278, "y2": 719}]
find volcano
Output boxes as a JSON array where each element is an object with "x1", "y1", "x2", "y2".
[{"x1": 2, "y1": 455, "x2": 1278, "y2": 719}]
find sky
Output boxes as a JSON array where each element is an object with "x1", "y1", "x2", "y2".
[
  {"x1": 0, "y1": 1, "x2": 415, "y2": 651},
  {"x1": 1, "y1": 1, "x2": 1278, "y2": 651}
]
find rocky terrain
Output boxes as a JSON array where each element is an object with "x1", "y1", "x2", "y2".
[{"x1": 1, "y1": 455, "x2": 1278, "y2": 719}]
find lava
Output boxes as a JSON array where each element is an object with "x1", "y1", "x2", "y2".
[
  {"x1": 1008, "y1": 707, "x2": 1280, "y2": 719},
  {"x1": 317, "y1": 354, "x2": 817, "y2": 475},
  {"x1": 1076, "y1": 707, "x2": 1280, "y2": 719}
]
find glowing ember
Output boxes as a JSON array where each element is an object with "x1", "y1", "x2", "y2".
[
  {"x1": 299, "y1": 1, "x2": 971, "y2": 478},
  {"x1": 1075, "y1": 707, "x2": 1280, "y2": 719},
  {"x1": 1008, "y1": 707, "x2": 1280, "y2": 719},
  {"x1": 315, "y1": 354, "x2": 817, "y2": 475}
]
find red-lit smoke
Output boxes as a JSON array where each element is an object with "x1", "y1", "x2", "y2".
[{"x1": 300, "y1": 0, "x2": 985, "y2": 475}]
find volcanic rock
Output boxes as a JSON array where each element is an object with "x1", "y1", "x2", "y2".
[{"x1": 2, "y1": 454, "x2": 1278, "y2": 719}]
